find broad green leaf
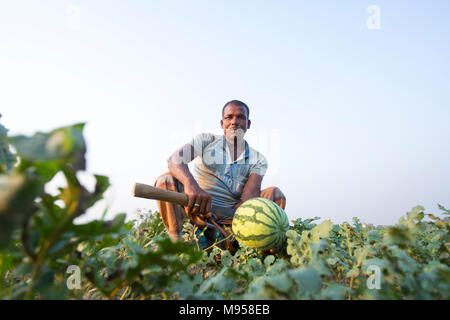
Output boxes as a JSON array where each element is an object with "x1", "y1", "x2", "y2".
[
  {"x1": 267, "y1": 273, "x2": 293, "y2": 293},
  {"x1": 169, "y1": 274, "x2": 202, "y2": 298},
  {"x1": 383, "y1": 226, "x2": 413, "y2": 248},
  {"x1": 320, "y1": 284, "x2": 351, "y2": 300},
  {"x1": 289, "y1": 267, "x2": 322, "y2": 295},
  {"x1": 214, "y1": 271, "x2": 236, "y2": 292},
  {"x1": 68, "y1": 214, "x2": 127, "y2": 237},
  {"x1": 308, "y1": 257, "x2": 332, "y2": 276},
  {"x1": 285, "y1": 229, "x2": 299, "y2": 240},
  {"x1": 87, "y1": 174, "x2": 110, "y2": 208},
  {"x1": 310, "y1": 220, "x2": 333, "y2": 242},
  {"x1": 197, "y1": 267, "x2": 227, "y2": 295},
  {"x1": 0, "y1": 172, "x2": 42, "y2": 247},
  {"x1": 266, "y1": 259, "x2": 290, "y2": 276},
  {"x1": 9, "y1": 123, "x2": 86, "y2": 181}
]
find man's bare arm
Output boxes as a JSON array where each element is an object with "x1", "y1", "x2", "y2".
[
  {"x1": 234, "y1": 173, "x2": 263, "y2": 209},
  {"x1": 167, "y1": 143, "x2": 212, "y2": 215},
  {"x1": 167, "y1": 144, "x2": 197, "y2": 186}
]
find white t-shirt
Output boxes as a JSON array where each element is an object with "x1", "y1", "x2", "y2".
[{"x1": 188, "y1": 133, "x2": 268, "y2": 208}]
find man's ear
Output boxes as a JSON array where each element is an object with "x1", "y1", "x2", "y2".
[
  {"x1": 220, "y1": 119, "x2": 224, "y2": 129},
  {"x1": 247, "y1": 119, "x2": 251, "y2": 129}
]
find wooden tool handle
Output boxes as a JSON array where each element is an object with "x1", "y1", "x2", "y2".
[
  {"x1": 132, "y1": 182, "x2": 188, "y2": 206},
  {"x1": 132, "y1": 182, "x2": 236, "y2": 218}
]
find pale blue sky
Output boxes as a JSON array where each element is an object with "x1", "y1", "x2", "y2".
[{"x1": 1, "y1": 1, "x2": 449, "y2": 225}]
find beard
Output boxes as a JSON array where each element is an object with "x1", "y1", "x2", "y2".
[{"x1": 225, "y1": 127, "x2": 245, "y2": 143}]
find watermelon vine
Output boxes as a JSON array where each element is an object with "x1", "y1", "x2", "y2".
[{"x1": 0, "y1": 120, "x2": 448, "y2": 300}]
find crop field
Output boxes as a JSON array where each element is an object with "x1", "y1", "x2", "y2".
[{"x1": 0, "y1": 121, "x2": 449, "y2": 300}]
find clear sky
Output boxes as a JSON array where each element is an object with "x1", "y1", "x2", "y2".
[{"x1": 1, "y1": 1, "x2": 449, "y2": 226}]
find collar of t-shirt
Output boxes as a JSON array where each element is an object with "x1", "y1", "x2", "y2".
[{"x1": 221, "y1": 136, "x2": 250, "y2": 164}]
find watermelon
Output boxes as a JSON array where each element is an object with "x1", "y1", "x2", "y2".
[{"x1": 232, "y1": 197, "x2": 289, "y2": 250}]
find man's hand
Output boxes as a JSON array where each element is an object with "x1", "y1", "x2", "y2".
[
  {"x1": 167, "y1": 142, "x2": 212, "y2": 218},
  {"x1": 183, "y1": 181, "x2": 212, "y2": 217}
]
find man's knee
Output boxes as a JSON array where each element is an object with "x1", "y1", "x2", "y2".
[
  {"x1": 154, "y1": 172, "x2": 177, "y2": 189},
  {"x1": 261, "y1": 186, "x2": 284, "y2": 198},
  {"x1": 260, "y1": 186, "x2": 286, "y2": 209}
]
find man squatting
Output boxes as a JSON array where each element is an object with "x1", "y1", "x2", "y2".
[{"x1": 154, "y1": 100, "x2": 286, "y2": 249}]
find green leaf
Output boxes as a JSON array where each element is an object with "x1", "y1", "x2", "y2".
[
  {"x1": 367, "y1": 229, "x2": 382, "y2": 242},
  {"x1": 0, "y1": 172, "x2": 43, "y2": 247},
  {"x1": 310, "y1": 220, "x2": 333, "y2": 242},
  {"x1": 9, "y1": 123, "x2": 86, "y2": 181},
  {"x1": 68, "y1": 214, "x2": 127, "y2": 237},
  {"x1": 13, "y1": 261, "x2": 34, "y2": 277},
  {"x1": 0, "y1": 116, "x2": 17, "y2": 174},
  {"x1": 289, "y1": 267, "x2": 322, "y2": 295},
  {"x1": 264, "y1": 255, "x2": 275, "y2": 267},
  {"x1": 266, "y1": 259, "x2": 290, "y2": 276},
  {"x1": 437, "y1": 204, "x2": 450, "y2": 215},
  {"x1": 169, "y1": 274, "x2": 202, "y2": 298},
  {"x1": 320, "y1": 284, "x2": 352, "y2": 300},
  {"x1": 87, "y1": 175, "x2": 110, "y2": 208},
  {"x1": 291, "y1": 216, "x2": 320, "y2": 233},
  {"x1": 267, "y1": 273, "x2": 293, "y2": 293},
  {"x1": 221, "y1": 250, "x2": 233, "y2": 267},
  {"x1": 285, "y1": 229, "x2": 299, "y2": 240},
  {"x1": 197, "y1": 267, "x2": 227, "y2": 295},
  {"x1": 346, "y1": 266, "x2": 359, "y2": 278},
  {"x1": 326, "y1": 256, "x2": 339, "y2": 266},
  {"x1": 308, "y1": 257, "x2": 332, "y2": 276},
  {"x1": 214, "y1": 270, "x2": 236, "y2": 293},
  {"x1": 31, "y1": 266, "x2": 57, "y2": 295},
  {"x1": 383, "y1": 226, "x2": 413, "y2": 248},
  {"x1": 48, "y1": 238, "x2": 73, "y2": 255}
]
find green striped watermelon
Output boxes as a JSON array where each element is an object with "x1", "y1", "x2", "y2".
[{"x1": 232, "y1": 197, "x2": 289, "y2": 250}]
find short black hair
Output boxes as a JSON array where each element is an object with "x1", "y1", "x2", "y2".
[{"x1": 222, "y1": 100, "x2": 250, "y2": 119}]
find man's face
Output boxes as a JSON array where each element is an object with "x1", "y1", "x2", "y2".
[{"x1": 220, "y1": 104, "x2": 251, "y2": 141}]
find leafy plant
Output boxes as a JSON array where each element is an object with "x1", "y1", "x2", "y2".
[{"x1": 0, "y1": 119, "x2": 448, "y2": 300}]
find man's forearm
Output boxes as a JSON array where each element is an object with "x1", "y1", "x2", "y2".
[
  {"x1": 234, "y1": 174, "x2": 263, "y2": 209},
  {"x1": 167, "y1": 158, "x2": 198, "y2": 188},
  {"x1": 241, "y1": 192, "x2": 260, "y2": 202},
  {"x1": 168, "y1": 156, "x2": 212, "y2": 215}
]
